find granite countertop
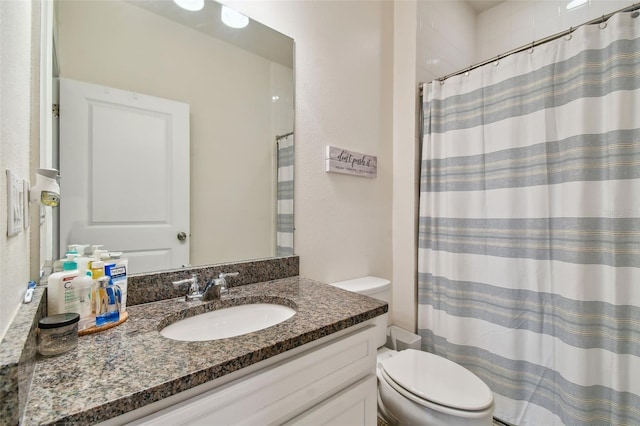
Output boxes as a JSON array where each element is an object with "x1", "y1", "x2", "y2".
[{"x1": 22, "y1": 277, "x2": 387, "y2": 425}]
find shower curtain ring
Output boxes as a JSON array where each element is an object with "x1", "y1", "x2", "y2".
[
  {"x1": 565, "y1": 27, "x2": 573, "y2": 40},
  {"x1": 528, "y1": 41, "x2": 535, "y2": 54},
  {"x1": 600, "y1": 16, "x2": 607, "y2": 29}
]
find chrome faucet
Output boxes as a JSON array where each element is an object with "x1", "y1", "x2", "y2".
[
  {"x1": 172, "y1": 274, "x2": 203, "y2": 301},
  {"x1": 202, "y1": 272, "x2": 239, "y2": 301}
]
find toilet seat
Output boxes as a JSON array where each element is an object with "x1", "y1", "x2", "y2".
[{"x1": 378, "y1": 349, "x2": 493, "y2": 412}]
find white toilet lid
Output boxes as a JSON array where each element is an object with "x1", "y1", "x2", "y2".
[{"x1": 379, "y1": 349, "x2": 493, "y2": 411}]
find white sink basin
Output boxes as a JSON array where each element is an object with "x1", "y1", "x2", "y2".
[{"x1": 160, "y1": 303, "x2": 296, "y2": 341}]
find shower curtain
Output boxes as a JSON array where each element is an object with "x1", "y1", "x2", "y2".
[
  {"x1": 276, "y1": 134, "x2": 294, "y2": 256},
  {"x1": 418, "y1": 11, "x2": 640, "y2": 426}
]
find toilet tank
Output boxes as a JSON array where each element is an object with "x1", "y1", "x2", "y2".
[{"x1": 329, "y1": 276, "x2": 390, "y2": 348}]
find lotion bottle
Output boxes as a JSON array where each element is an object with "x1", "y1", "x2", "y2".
[{"x1": 47, "y1": 254, "x2": 79, "y2": 316}]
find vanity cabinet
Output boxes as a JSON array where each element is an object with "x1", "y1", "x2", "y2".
[
  {"x1": 286, "y1": 376, "x2": 377, "y2": 425},
  {"x1": 126, "y1": 325, "x2": 377, "y2": 425}
]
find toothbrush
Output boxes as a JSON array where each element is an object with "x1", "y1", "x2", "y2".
[{"x1": 23, "y1": 281, "x2": 36, "y2": 304}]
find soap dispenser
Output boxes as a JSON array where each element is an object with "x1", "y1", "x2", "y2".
[{"x1": 52, "y1": 245, "x2": 79, "y2": 273}]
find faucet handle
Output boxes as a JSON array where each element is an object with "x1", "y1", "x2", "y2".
[
  {"x1": 210, "y1": 272, "x2": 238, "y2": 296},
  {"x1": 172, "y1": 274, "x2": 201, "y2": 300},
  {"x1": 172, "y1": 273, "x2": 198, "y2": 287}
]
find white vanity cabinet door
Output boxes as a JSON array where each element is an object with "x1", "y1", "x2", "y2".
[
  {"x1": 285, "y1": 375, "x2": 377, "y2": 426},
  {"x1": 130, "y1": 325, "x2": 376, "y2": 426}
]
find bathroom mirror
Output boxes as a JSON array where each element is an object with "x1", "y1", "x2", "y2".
[{"x1": 47, "y1": 0, "x2": 294, "y2": 274}]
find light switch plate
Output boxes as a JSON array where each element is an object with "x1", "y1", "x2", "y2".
[
  {"x1": 23, "y1": 179, "x2": 30, "y2": 229},
  {"x1": 6, "y1": 169, "x2": 24, "y2": 236}
]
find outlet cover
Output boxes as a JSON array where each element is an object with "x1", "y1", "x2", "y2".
[{"x1": 6, "y1": 169, "x2": 24, "y2": 236}]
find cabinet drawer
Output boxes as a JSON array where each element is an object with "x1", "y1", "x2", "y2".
[
  {"x1": 132, "y1": 325, "x2": 377, "y2": 425},
  {"x1": 285, "y1": 375, "x2": 377, "y2": 426}
]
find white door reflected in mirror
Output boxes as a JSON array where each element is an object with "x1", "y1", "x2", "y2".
[{"x1": 60, "y1": 78, "x2": 190, "y2": 274}]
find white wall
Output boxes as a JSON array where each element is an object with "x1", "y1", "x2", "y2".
[
  {"x1": 392, "y1": 0, "x2": 418, "y2": 332},
  {"x1": 417, "y1": 0, "x2": 477, "y2": 83},
  {"x1": 0, "y1": 0, "x2": 35, "y2": 339},
  {"x1": 477, "y1": 0, "x2": 636, "y2": 62},
  {"x1": 228, "y1": 1, "x2": 395, "y2": 284},
  {"x1": 392, "y1": 1, "x2": 476, "y2": 331}
]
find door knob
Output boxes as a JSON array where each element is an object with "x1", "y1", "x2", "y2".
[{"x1": 177, "y1": 232, "x2": 187, "y2": 241}]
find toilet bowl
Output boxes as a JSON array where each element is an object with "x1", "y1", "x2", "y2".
[
  {"x1": 330, "y1": 277, "x2": 494, "y2": 426},
  {"x1": 377, "y1": 348, "x2": 494, "y2": 425}
]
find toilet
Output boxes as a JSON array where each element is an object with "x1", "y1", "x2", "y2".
[{"x1": 330, "y1": 276, "x2": 494, "y2": 426}]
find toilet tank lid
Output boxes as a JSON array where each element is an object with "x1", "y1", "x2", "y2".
[{"x1": 329, "y1": 276, "x2": 390, "y2": 295}]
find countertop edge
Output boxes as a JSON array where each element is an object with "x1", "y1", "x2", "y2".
[{"x1": 0, "y1": 287, "x2": 46, "y2": 425}]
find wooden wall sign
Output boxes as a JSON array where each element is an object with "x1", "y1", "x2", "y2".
[{"x1": 325, "y1": 146, "x2": 377, "y2": 178}]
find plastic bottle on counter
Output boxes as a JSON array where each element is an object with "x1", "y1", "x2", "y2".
[
  {"x1": 90, "y1": 259, "x2": 105, "y2": 279},
  {"x1": 69, "y1": 257, "x2": 96, "y2": 331},
  {"x1": 47, "y1": 254, "x2": 79, "y2": 316},
  {"x1": 52, "y1": 245, "x2": 79, "y2": 273}
]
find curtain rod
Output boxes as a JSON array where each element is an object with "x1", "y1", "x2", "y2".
[
  {"x1": 276, "y1": 131, "x2": 294, "y2": 142},
  {"x1": 427, "y1": 2, "x2": 640, "y2": 86}
]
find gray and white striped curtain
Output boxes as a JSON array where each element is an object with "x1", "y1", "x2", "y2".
[
  {"x1": 276, "y1": 134, "x2": 294, "y2": 256},
  {"x1": 418, "y1": 12, "x2": 640, "y2": 426}
]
